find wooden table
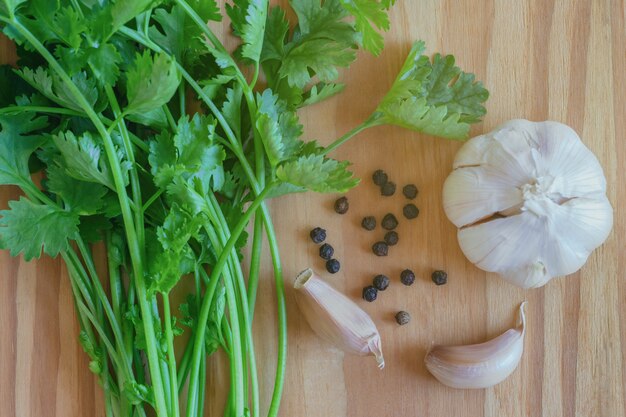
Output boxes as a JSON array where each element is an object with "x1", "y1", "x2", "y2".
[{"x1": 1, "y1": 1, "x2": 625, "y2": 416}]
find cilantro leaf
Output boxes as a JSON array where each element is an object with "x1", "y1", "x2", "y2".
[
  {"x1": 0, "y1": 0, "x2": 26, "y2": 17},
  {"x1": 221, "y1": 86, "x2": 243, "y2": 138},
  {"x1": 17, "y1": 67, "x2": 99, "y2": 112},
  {"x1": 53, "y1": 130, "x2": 131, "y2": 190},
  {"x1": 0, "y1": 197, "x2": 79, "y2": 261},
  {"x1": 125, "y1": 51, "x2": 181, "y2": 114},
  {"x1": 149, "y1": 2, "x2": 220, "y2": 66},
  {"x1": 240, "y1": 0, "x2": 268, "y2": 62},
  {"x1": 0, "y1": 112, "x2": 47, "y2": 186},
  {"x1": 255, "y1": 89, "x2": 303, "y2": 167},
  {"x1": 374, "y1": 41, "x2": 489, "y2": 139},
  {"x1": 54, "y1": 6, "x2": 87, "y2": 49},
  {"x1": 301, "y1": 82, "x2": 345, "y2": 106},
  {"x1": 45, "y1": 164, "x2": 107, "y2": 215},
  {"x1": 110, "y1": 0, "x2": 157, "y2": 33},
  {"x1": 87, "y1": 43, "x2": 122, "y2": 86},
  {"x1": 260, "y1": 0, "x2": 358, "y2": 93},
  {"x1": 339, "y1": 0, "x2": 390, "y2": 55},
  {"x1": 276, "y1": 154, "x2": 359, "y2": 193},
  {"x1": 149, "y1": 115, "x2": 226, "y2": 195},
  {"x1": 280, "y1": 38, "x2": 355, "y2": 89},
  {"x1": 147, "y1": 204, "x2": 202, "y2": 294},
  {"x1": 260, "y1": 6, "x2": 289, "y2": 62}
]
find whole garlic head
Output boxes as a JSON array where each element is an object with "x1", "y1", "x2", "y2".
[{"x1": 442, "y1": 119, "x2": 613, "y2": 288}]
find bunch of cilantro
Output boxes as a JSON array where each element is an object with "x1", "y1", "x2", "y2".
[{"x1": 0, "y1": 0, "x2": 488, "y2": 416}]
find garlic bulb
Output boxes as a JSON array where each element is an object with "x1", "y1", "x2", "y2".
[
  {"x1": 294, "y1": 268, "x2": 384, "y2": 369},
  {"x1": 425, "y1": 302, "x2": 527, "y2": 389},
  {"x1": 443, "y1": 119, "x2": 613, "y2": 288}
]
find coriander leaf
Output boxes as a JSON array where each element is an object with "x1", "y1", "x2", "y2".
[
  {"x1": 18, "y1": 67, "x2": 99, "y2": 112},
  {"x1": 54, "y1": 6, "x2": 86, "y2": 49},
  {"x1": 149, "y1": 115, "x2": 226, "y2": 195},
  {"x1": 53, "y1": 130, "x2": 130, "y2": 190},
  {"x1": 110, "y1": 0, "x2": 157, "y2": 32},
  {"x1": 126, "y1": 108, "x2": 169, "y2": 129},
  {"x1": 45, "y1": 164, "x2": 107, "y2": 215},
  {"x1": 260, "y1": 6, "x2": 289, "y2": 62},
  {"x1": 0, "y1": 197, "x2": 79, "y2": 261},
  {"x1": 375, "y1": 41, "x2": 489, "y2": 139},
  {"x1": 148, "y1": 204, "x2": 202, "y2": 294},
  {"x1": 339, "y1": 0, "x2": 390, "y2": 56},
  {"x1": 221, "y1": 86, "x2": 242, "y2": 138},
  {"x1": 87, "y1": 43, "x2": 122, "y2": 86},
  {"x1": 255, "y1": 89, "x2": 303, "y2": 166},
  {"x1": 125, "y1": 51, "x2": 181, "y2": 114},
  {"x1": 149, "y1": 6, "x2": 186, "y2": 61},
  {"x1": 240, "y1": 0, "x2": 268, "y2": 63},
  {"x1": 301, "y1": 82, "x2": 345, "y2": 106},
  {"x1": 276, "y1": 154, "x2": 359, "y2": 193},
  {"x1": 0, "y1": 0, "x2": 26, "y2": 17},
  {"x1": 0, "y1": 112, "x2": 47, "y2": 186},
  {"x1": 54, "y1": 45, "x2": 87, "y2": 75},
  {"x1": 424, "y1": 54, "x2": 489, "y2": 124},
  {"x1": 281, "y1": 38, "x2": 353, "y2": 85},
  {"x1": 54, "y1": 71, "x2": 99, "y2": 112}
]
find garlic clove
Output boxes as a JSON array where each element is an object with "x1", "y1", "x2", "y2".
[
  {"x1": 294, "y1": 268, "x2": 384, "y2": 369},
  {"x1": 425, "y1": 302, "x2": 527, "y2": 389},
  {"x1": 458, "y1": 195, "x2": 613, "y2": 288}
]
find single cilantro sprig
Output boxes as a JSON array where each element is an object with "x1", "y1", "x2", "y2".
[{"x1": 324, "y1": 40, "x2": 489, "y2": 154}]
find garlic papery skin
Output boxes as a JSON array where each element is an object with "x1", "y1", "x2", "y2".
[
  {"x1": 294, "y1": 268, "x2": 384, "y2": 369},
  {"x1": 442, "y1": 119, "x2": 613, "y2": 288},
  {"x1": 425, "y1": 302, "x2": 527, "y2": 389}
]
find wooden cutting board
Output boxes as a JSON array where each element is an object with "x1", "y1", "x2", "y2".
[{"x1": 1, "y1": 1, "x2": 625, "y2": 416}]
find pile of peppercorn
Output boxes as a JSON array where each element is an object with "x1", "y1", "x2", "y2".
[
  {"x1": 360, "y1": 170, "x2": 420, "y2": 257},
  {"x1": 307, "y1": 168, "x2": 448, "y2": 327}
]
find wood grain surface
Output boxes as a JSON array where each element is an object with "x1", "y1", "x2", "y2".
[{"x1": 1, "y1": 1, "x2": 625, "y2": 416}]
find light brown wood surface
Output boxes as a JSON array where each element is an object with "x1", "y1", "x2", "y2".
[{"x1": 1, "y1": 1, "x2": 625, "y2": 416}]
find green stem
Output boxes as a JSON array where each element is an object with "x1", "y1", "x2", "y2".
[
  {"x1": 247, "y1": 215, "x2": 263, "y2": 320},
  {"x1": 185, "y1": 184, "x2": 274, "y2": 417},
  {"x1": 321, "y1": 117, "x2": 380, "y2": 155},
  {"x1": 163, "y1": 294, "x2": 180, "y2": 417},
  {"x1": 258, "y1": 207, "x2": 287, "y2": 417},
  {"x1": 201, "y1": 224, "x2": 246, "y2": 417},
  {"x1": 5, "y1": 17, "x2": 169, "y2": 417},
  {"x1": 207, "y1": 193, "x2": 260, "y2": 417},
  {"x1": 0, "y1": 105, "x2": 83, "y2": 116}
]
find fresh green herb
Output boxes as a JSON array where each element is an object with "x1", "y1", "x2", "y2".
[{"x1": 0, "y1": 1, "x2": 488, "y2": 416}]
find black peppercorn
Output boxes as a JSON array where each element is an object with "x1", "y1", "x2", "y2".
[
  {"x1": 380, "y1": 181, "x2": 396, "y2": 196},
  {"x1": 373, "y1": 274, "x2": 390, "y2": 291},
  {"x1": 384, "y1": 231, "x2": 399, "y2": 246},
  {"x1": 395, "y1": 311, "x2": 411, "y2": 325},
  {"x1": 431, "y1": 270, "x2": 448, "y2": 285},
  {"x1": 309, "y1": 227, "x2": 326, "y2": 243},
  {"x1": 362, "y1": 285, "x2": 378, "y2": 302},
  {"x1": 372, "y1": 241, "x2": 388, "y2": 256},
  {"x1": 402, "y1": 184, "x2": 418, "y2": 200},
  {"x1": 334, "y1": 196, "x2": 349, "y2": 214},
  {"x1": 403, "y1": 203, "x2": 419, "y2": 219},
  {"x1": 372, "y1": 169, "x2": 388, "y2": 186},
  {"x1": 319, "y1": 243, "x2": 334, "y2": 260},
  {"x1": 381, "y1": 213, "x2": 398, "y2": 230},
  {"x1": 400, "y1": 269, "x2": 415, "y2": 286},
  {"x1": 326, "y1": 259, "x2": 340, "y2": 274},
  {"x1": 361, "y1": 216, "x2": 376, "y2": 231}
]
